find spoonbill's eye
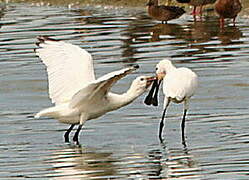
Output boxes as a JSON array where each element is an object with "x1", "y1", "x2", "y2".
[
  {"x1": 140, "y1": 78, "x2": 145, "y2": 81},
  {"x1": 155, "y1": 67, "x2": 158, "y2": 71}
]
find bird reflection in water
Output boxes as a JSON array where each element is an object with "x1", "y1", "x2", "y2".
[
  {"x1": 218, "y1": 25, "x2": 243, "y2": 45},
  {"x1": 46, "y1": 145, "x2": 117, "y2": 179},
  {"x1": 45, "y1": 141, "x2": 202, "y2": 179},
  {"x1": 149, "y1": 23, "x2": 185, "y2": 42},
  {"x1": 187, "y1": 17, "x2": 243, "y2": 46},
  {"x1": 146, "y1": 142, "x2": 202, "y2": 179}
]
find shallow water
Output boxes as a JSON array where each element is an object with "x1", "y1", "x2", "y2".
[{"x1": 0, "y1": 2, "x2": 249, "y2": 179}]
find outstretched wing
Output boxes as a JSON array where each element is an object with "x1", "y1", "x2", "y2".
[
  {"x1": 35, "y1": 36, "x2": 95, "y2": 105},
  {"x1": 69, "y1": 65, "x2": 139, "y2": 108}
]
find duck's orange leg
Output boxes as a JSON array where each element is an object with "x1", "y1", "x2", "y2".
[
  {"x1": 191, "y1": 6, "x2": 202, "y2": 16},
  {"x1": 220, "y1": 17, "x2": 224, "y2": 28},
  {"x1": 199, "y1": 5, "x2": 203, "y2": 15},
  {"x1": 191, "y1": 6, "x2": 197, "y2": 15}
]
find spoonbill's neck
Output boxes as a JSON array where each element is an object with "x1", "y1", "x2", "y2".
[{"x1": 108, "y1": 87, "x2": 145, "y2": 110}]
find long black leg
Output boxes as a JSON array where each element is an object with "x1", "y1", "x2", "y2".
[
  {"x1": 64, "y1": 124, "x2": 75, "y2": 143},
  {"x1": 159, "y1": 99, "x2": 170, "y2": 142},
  {"x1": 73, "y1": 124, "x2": 83, "y2": 145},
  {"x1": 159, "y1": 108, "x2": 167, "y2": 142},
  {"x1": 152, "y1": 80, "x2": 161, "y2": 106},
  {"x1": 181, "y1": 109, "x2": 187, "y2": 144}
]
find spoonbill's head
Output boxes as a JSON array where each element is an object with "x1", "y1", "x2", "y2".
[
  {"x1": 144, "y1": 59, "x2": 174, "y2": 106},
  {"x1": 156, "y1": 59, "x2": 174, "y2": 80},
  {"x1": 130, "y1": 76, "x2": 156, "y2": 94}
]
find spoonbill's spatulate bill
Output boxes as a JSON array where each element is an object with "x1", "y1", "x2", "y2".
[
  {"x1": 145, "y1": 59, "x2": 198, "y2": 143},
  {"x1": 34, "y1": 36, "x2": 155, "y2": 145},
  {"x1": 144, "y1": 79, "x2": 161, "y2": 106}
]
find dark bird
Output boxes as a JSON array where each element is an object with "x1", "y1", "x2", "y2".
[
  {"x1": 176, "y1": 0, "x2": 216, "y2": 15},
  {"x1": 215, "y1": 0, "x2": 242, "y2": 28},
  {"x1": 147, "y1": 0, "x2": 185, "y2": 24},
  {"x1": 176, "y1": 0, "x2": 191, "y2": 3}
]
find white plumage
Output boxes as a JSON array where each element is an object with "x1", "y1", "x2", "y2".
[
  {"x1": 36, "y1": 39, "x2": 95, "y2": 105},
  {"x1": 161, "y1": 67, "x2": 198, "y2": 106},
  {"x1": 35, "y1": 36, "x2": 155, "y2": 144},
  {"x1": 145, "y1": 59, "x2": 198, "y2": 143}
]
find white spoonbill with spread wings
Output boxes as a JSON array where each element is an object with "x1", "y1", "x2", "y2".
[
  {"x1": 34, "y1": 36, "x2": 155, "y2": 145},
  {"x1": 145, "y1": 59, "x2": 198, "y2": 143}
]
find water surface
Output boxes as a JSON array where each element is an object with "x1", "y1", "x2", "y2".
[{"x1": 0, "y1": 2, "x2": 249, "y2": 179}]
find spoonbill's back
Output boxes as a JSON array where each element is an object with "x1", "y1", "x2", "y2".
[
  {"x1": 145, "y1": 59, "x2": 198, "y2": 143},
  {"x1": 34, "y1": 36, "x2": 155, "y2": 144}
]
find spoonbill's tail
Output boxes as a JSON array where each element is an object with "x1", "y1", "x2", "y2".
[{"x1": 35, "y1": 106, "x2": 61, "y2": 118}]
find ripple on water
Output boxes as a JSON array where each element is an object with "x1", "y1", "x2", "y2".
[{"x1": 0, "y1": 2, "x2": 249, "y2": 179}]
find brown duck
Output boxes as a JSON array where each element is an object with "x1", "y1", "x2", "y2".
[
  {"x1": 177, "y1": 0, "x2": 216, "y2": 15},
  {"x1": 147, "y1": 0, "x2": 185, "y2": 24},
  {"x1": 215, "y1": 0, "x2": 242, "y2": 27}
]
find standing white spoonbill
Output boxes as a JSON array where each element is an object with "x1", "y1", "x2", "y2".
[
  {"x1": 34, "y1": 36, "x2": 155, "y2": 145},
  {"x1": 145, "y1": 59, "x2": 198, "y2": 143}
]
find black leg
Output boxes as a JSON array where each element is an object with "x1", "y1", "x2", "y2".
[
  {"x1": 64, "y1": 124, "x2": 75, "y2": 143},
  {"x1": 159, "y1": 108, "x2": 167, "y2": 142},
  {"x1": 233, "y1": 17, "x2": 236, "y2": 26},
  {"x1": 73, "y1": 125, "x2": 83, "y2": 145},
  {"x1": 159, "y1": 99, "x2": 170, "y2": 141},
  {"x1": 181, "y1": 109, "x2": 187, "y2": 144}
]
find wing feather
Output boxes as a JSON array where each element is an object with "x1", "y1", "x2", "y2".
[
  {"x1": 35, "y1": 36, "x2": 95, "y2": 105},
  {"x1": 69, "y1": 65, "x2": 139, "y2": 108}
]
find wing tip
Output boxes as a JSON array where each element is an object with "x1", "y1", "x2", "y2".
[
  {"x1": 36, "y1": 35, "x2": 58, "y2": 46},
  {"x1": 34, "y1": 113, "x2": 40, "y2": 119},
  {"x1": 34, "y1": 35, "x2": 59, "y2": 52},
  {"x1": 133, "y1": 64, "x2": 139, "y2": 69},
  {"x1": 37, "y1": 35, "x2": 58, "y2": 42},
  {"x1": 128, "y1": 64, "x2": 139, "y2": 71}
]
